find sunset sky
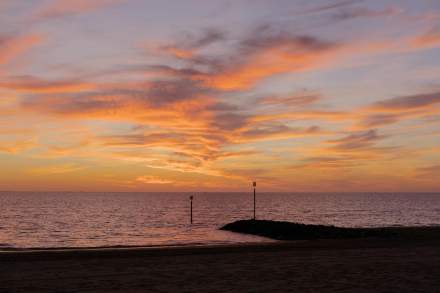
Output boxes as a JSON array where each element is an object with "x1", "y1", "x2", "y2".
[{"x1": 1, "y1": 0, "x2": 439, "y2": 192}]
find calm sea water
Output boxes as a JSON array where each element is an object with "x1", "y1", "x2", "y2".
[{"x1": 0, "y1": 192, "x2": 439, "y2": 249}]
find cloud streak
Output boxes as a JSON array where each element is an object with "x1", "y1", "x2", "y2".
[
  {"x1": 0, "y1": 33, "x2": 42, "y2": 67},
  {"x1": 410, "y1": 28, "x2": 440, "y2": 50},
  {"x1": 354, "y1": 91, "x2": 440, "y2": 128},
  {"x1": 370, "y1": 92, "x2": 440, "y2": 111},
  {"x1": 0, "y1": 75, "x2": 95, "y2": 93},
  {"x1": 32, "y1": 0, "x2": 126, "y2": 21},
  {"x1": 294, "y1": 0, "x2": 362, "y2": 15}
]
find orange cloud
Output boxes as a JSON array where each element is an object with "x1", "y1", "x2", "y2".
[
  {"x1": 155, "y1": 28, "x2": 225, "y2": 60},
  {"x1": 162, "y1": 47, "x2": 194, "y2": 59},
  {"x1": 151, "y1": 22, "x2": 440, "y2": 94},
  {"x1": 259, "y1": 93, "x2": 321, "y2": 107},
  {"x1": 147, "y1": 26, "x2": 354, "y2": 91},
  {"x1": 33, "y1": 0, "x2": 126, "y2": 21},
  {"x1": 417, "y1": 164, "x2": 440, "y2": 175},
  {"x1": 30, "y1": 164, "x2": 86, "y2": 175},
  {"x1": 136, "y1": 175, "x2": 173, "y2": 185},
  {"x1": 0, "y1": 76, "x2": 95, "y2": 93},
  {"x1": 0, "y1": 140, "x2": 35, "y2": 154},
  {"x1": 251, "y1": 110, "x2": 352, "y2": 123},
  {"x1": 235, "y1": 124, "x2": 324, "y2": 143},
  {"x1": 409, "y1": 28, "x2": 440, "y2": 50},
  {"x1": 202, "y1": 35, "x2": 340, "y2": 90},
  {"x1": 154, "y1": 26, "x2": 430, "y2": 92},
  {"x1": 0, "y1": 34, "x2": 42, "y2": 66}
]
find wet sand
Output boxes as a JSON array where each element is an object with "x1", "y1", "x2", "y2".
[{"x1": 1, "y1": 230, "x2": 440, "y2": 292}]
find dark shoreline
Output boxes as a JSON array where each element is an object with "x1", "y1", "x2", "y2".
[{"x1": 1, "y1": 232, "x2": 440, "y2": 292}]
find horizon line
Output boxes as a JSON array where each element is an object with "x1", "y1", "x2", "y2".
[{"x1": 1, "y1": 190, "x2": 439, "y2": 194}]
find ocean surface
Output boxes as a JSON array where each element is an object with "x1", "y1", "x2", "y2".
[{"x1": 1, "y1": 192, "x2": 439, "y2": 249}]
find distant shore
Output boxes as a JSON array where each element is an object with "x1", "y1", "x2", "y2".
[{"x1": 1, "y1": 226, "x2": 440, "y2": 292}]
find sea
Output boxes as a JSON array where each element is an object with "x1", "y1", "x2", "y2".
[{"x1": 0, "y1": 192, "x2": 439, "y2": 249}]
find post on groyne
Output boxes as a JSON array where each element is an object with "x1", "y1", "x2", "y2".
[
  {"x1": 253, "y1": 181, "x2": 256, "y2": 220},
  {"x1": 190, "y1": 195, "x2": 193, "y2": 224}
]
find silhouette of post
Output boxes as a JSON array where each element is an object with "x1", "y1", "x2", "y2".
[
  {"x1": 190, "y1": 195, "x2": 193, "y2": 224},
  {"x1": 253, "y1": 181, "x2": 256, "y2": 220}
]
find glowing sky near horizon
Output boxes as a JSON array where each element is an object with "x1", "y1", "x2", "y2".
[{"x1": 0, "y1": 0, "x2": 440, "y2": 192}]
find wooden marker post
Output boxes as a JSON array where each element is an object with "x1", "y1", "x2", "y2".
[
  {"x1": 190, "y1": 195, "x2": 193, "y2": 224},
  {"x1": 253, "y1": 181, "x2": 256, "y2": 220}
]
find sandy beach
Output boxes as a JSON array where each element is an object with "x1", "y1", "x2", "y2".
[{"x1": 1, "y1": 228, "x2": 440, "y2": 293}]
